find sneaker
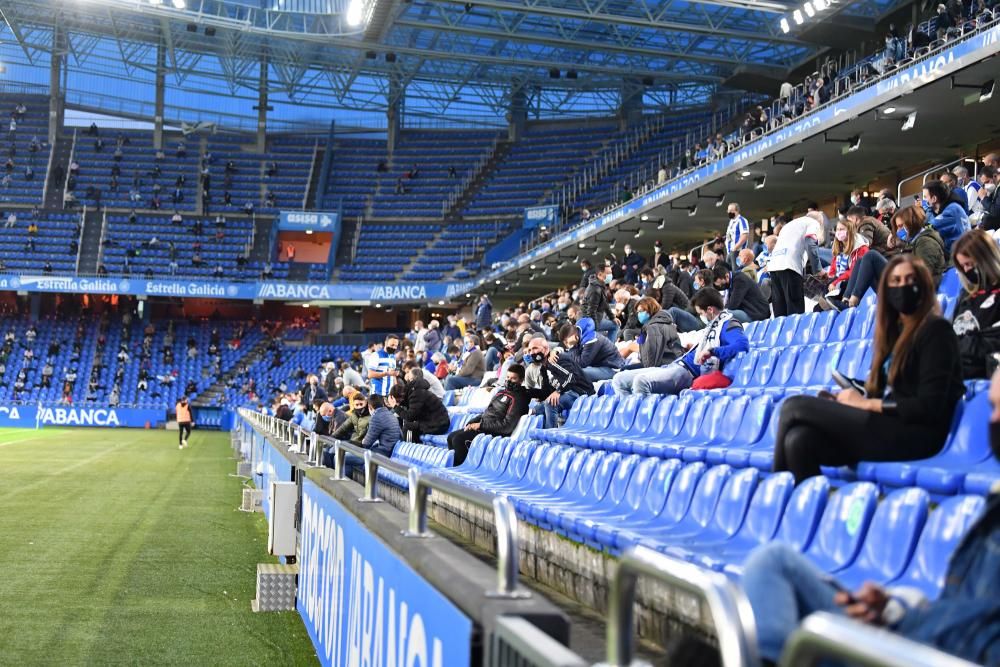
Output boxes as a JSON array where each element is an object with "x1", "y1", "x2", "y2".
[
  {"x1": 178, "y1": 443, "x2": 183, "y2": 449},
  {"x1": 182, "y1": 439, "x2": 188, "y2": 447}
]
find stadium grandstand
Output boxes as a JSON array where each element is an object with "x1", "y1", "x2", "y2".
[{"x1": 1, "y1": 0, "x2": 1000, "y2": 663}]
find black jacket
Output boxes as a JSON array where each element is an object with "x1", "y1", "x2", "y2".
[
  {"x1": 476, "y1": 384, "x2": 530, "y2": 436},
  {"x1": 313, "y1": 414, "x2": 335, "y2": 437},
  {"x1": 675, "y1": 270, "x2": 695, "y2": 298},
  {"x1": 622, "y1": 251, "x2": 646, "y2": 284},
  {"x1": 300, "y1": 382, "x2": 327, "y2": 406},
  {"x1": 579, "y1": 268, "x2": 595, "y2": 290},
  {"x1": 725, "y1": 270, "x2": 770, "y2": 321},
  {"x1": 582, "y1": 275, "x2": 615, "y2": 325},
  {"x1": 400, "y1": 378, "x2": 450, "y2": 433},
  {"x1": 659, "y1": 280, "x2": 690, "y2": 311},
  {"x1": 952, "y1": 285, "x2": 1000, "y2": 379},
  {"x1": 526, "y1": 353, "x2": 595, "y2": 400}
]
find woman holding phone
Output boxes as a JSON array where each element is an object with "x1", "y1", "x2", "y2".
[{"x1": 772, "y1": 254, "x2": 965, "y2": 483}]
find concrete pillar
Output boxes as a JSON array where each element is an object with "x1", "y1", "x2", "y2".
[
  {"x1": 48, "y1": 27, "x2": 65, "y2": 145},
  {"x1": 153, "y1": 37, "x2": 166, "y2": 150},
  {"x1": 386, "y1": 74, "x2": 402, "y2": 156},
  {"x1": 619, "y1": 78, "x2": 645, "y2": 128},
  {"x1": 29, "y1": 294, "x2": 41, "y2": 321},
  {"x1": 326, "y1": 307, "x2": 344, "y2": 335},
  {"x1": 508, "y1": 87, "x2": 527, "y2": 142},
  {"x1": 256, "y1": 56, "x2": 268, "y2": 153}
]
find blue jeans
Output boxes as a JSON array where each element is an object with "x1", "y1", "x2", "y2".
[
  {"x1": 816, "y1": 247, "x2": 833, "y2": 269},
  {"x1": 729, "y1": 309, "x2": 752, "y2": 324},
  {"x1": 668, "y1": 307, "x2": 702, "y2": 333},
  {"x1": 444, "y1": 374, "x2": 480, "y2": 391},
  {"x1": 743, "y1": 543, "x2": 843, "y2": 662},
  {"x1": 596, "y1": 318, "x2": 619, "y2": 343},
  {"x1": 583, "y1": 366, "x2": 618, "y2": 382},
  {"x1": 542, "y1": 390, "x2": 580, "y2": 428},
  {"x1": 843, "y1": 250, "x2": 887, "y2": 301},
  {"x1": 611, "y1": 362, "x2": 694, "y2": 395},
  {"x1": 322, "y1": 449, "x2": 365, "y2": 478},
  {"x1": 484, "y1": 347, "x2": 501, "y2": 372}
]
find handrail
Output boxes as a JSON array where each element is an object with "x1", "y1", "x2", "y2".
[
  {"x1": 406, "y1": 468, "x2": 530, "y2": 600},
  {"x1": 319, "y1": 436, "x2": 410, "y2": 503},
  {"x1": 603, "y1": 546, "x2": 759, "y2": 667},
  {"x1": 779, "y1": 612, "x2": 979, "y2": 667},
  {"x1": 96, "y1": 207, "x2": 108, "y2": 269},
  {"x1": 74, "y1": 205, "x2": 87, "y2": 274},
  {"x1": 302, "y1": 138, "x2": 319, "y2": 210},
  {"x1": 896, "y1": 156, "x2": 976, "y2": 202},
  {"x1": 487, "y1": 616, "x2": 588, "y2": 667},
  {"x1": 63, "y1": 128, "x2": 77, "y2": 208},
  {"x1": 41, "y1": 132, "x2": 56, "y2": 204}
]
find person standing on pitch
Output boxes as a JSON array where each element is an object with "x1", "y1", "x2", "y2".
[{"x1": 176, "y1": 396, "x2": 193, "y2": 449}]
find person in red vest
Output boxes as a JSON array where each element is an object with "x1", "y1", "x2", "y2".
[
  {"x1": 176, "y1": 396, "x2": 193, "y2": 449},
  {"x1": 286, "y1": 242, "x2": 296, "y2": 261}
]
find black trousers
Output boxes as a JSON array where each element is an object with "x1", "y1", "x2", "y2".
[
  {"x1": 773, "y1": 395, "x2": 947, "y2": 483},
  {"x1": 447, "y1": 428, "x2": 479, "y2": 466},
  {"x1": 769, "y1": 269, "x2": 804, "y2": 317},
  {"x1": 178, "y1": 421, "x2": 192, "y2": 444}
]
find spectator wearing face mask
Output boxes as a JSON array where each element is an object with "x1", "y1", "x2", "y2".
[
  {"x1": 300, "y1": 373, "x2": 327, "y2": 406},
  {"x1": 939, "y1": 171, "x2": 970, "y2": 214},
  {"x1": 578, "y1": 259, "x2": 595, "y2": 289},
  {"x1": 447, "y1": 364, "x2": 530, "y2": 465},
  {"x1": 475, "y1": 295, "x2": 493, "y2": 331},
  {"x1": 922, "y1": 179, "x2": 970, "y2": 254},
  {"x1": 328, "y1": 392, "x2": 371, "y2": 449},
  {"x1": 312, "y1": 402, "x2": 336, "y2": 437},
  {"x1": 744, "y1": 368, "x2": 1000, "y2": 665},
  {"x1": 444, "y1": 335, "x2": 485, "y2": 391},
  {"x1": 773, "y1": 255, "x2": 964, "y2": 484},
  {"x1": 333, "y1": 395, "x2": 401, "y2": 478},
  {"x1": 582, "y1": 263, "x2": 619, "y2": 342},
  {"x1": 819, "y1": 217, "x2": 870, "y2": 309},
  {"x1": 613, "y1": 288, "x2": 747, "y2": 395},
  {"x1": 402, "y1": 360, "x2": 445, "y2": 399},
  {"x1": 651, "y1": 240, "x2": 669, "y2": 270},
  {"x1": 396, "y1": 367, "x2": 450, "y2": 441},
  {"x1": 711, "y1": 264, "x2": 770, "y2": 323},
  {"x1": 621, "y1": 243, "x2": 645, "y2": 284},
  {"x1": 558, "y1": 317, "x2": 625, "y2": 382},
  {"x1": 952, "y1": 230, "x2": 1000, "y2": 379},
  {"x1": 524, "y1": 335, "x2": 595, "y2": 428},
  {"x1": 367, "y1": 335, "x2": 400, "y2": 396},
  {"x1": 846, "y1": 205, "x2": 893, "y2": 256},
  {"x1": 725, "y1": 203, "x2": 750, "y2": 256},
  {"x1": 616, "y1": 296, "x2": 683, "y2": 372}
]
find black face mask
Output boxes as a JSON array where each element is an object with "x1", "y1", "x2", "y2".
[
  {"x1": 991, "y1": 421, "x2": 1000, "y2": 462},
  {"x1": 530, "y1": 351, "x2": 546, "y2": 364},
  {"x1": 506, "y1": 380, "x2": 521, "y2": 390},
  {"x1": 885, "y1": 283, "x2": 922, "y2": 315},
  {"x1": 385, "y1": 346, "x2": 397, "y2": 354},
  {"x1": 728, "y1": 212, "x2": 736, "y2": 219},
  {"x1": 963, "y1": 266, "x2": 981, "y2": 286}
]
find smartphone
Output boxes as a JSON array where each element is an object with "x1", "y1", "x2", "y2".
[{"x1": 832, "y1": 369, "x2": 866, "y2": 396}]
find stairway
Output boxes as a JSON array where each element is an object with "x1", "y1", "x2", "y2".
[
  {"x1": 77, "y1": 207, "x2": 105, "y2": 274},
  {"x1": 193, "y1": 336, "x2": 272, "y2": 408},
  {"x1": 334, "y1": 216, "x2": 360, "y2": 266},
  {"x1": 45, "y1": 136, "x2": 72, "y2": 209},
  {"x1": 247, "y1": 215, "x2": 274, "y2": 266},
  {"x1": 286, "y1": 262, "x2": 311, "y2": 282},
  {"x1": 305, "y1": 147, "x2": 324, "y2": 209},
  {"x1": 442, "y1": 140, "x2": 513, "y2": 220}
]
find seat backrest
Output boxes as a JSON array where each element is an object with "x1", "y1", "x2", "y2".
[
  {"x1": 542, "y1": 445, "x2": 577, "y2": 493},
  {"x1": 728, "y1": 350, "x2": 760, "y2": 387},
  {"x1": 715, "y1": 396, "x2": 750, "y2": 446},
  {"x1": 776, "y1": 475, "x2": 831, "y2": 550},
  {"x1": 793, "y1": 312, "x2": 817, "y2": 344},
  {"x1": 828, "y1": 308, "x2": 856, "y2": 343},
  {"x1": 836, "y1": 339, "x2": 871, "y2": 379},
  {"x1": 851, "y1": 487, "x2": 930, "y2": 583},
  {"x1": 685, "y1": 395, "x2": 727, "y2": 443},
  {"x1": 941, "y1": 392, "x2": 990, "y2": 462},
  {"x1": 504, "y1": 441, "x2": 539, "y2": 481},
  {"x1": 709, "y1": 468, "x2": 761, "y2": 537},
  {"x1": 895, "y1": 494, "x2": 985, "y2": 595},
  {"x1": 664, "y1": 393, "x2": 695, "y2": 439},
  {"x1": 740, "y1": 472, "x2": 796, "y2": 543},
  {"x1": 563, "y1": 395, "x2": 595, "y2": 429},
  {"x1": 804, "y1": 482, "x2": 879, "y2": 570},
  {"x1": 487, "y1": 439, "x2": 517, "y2": 475},
  {"x1": 847, "y1": 293, "x2": 876, "y2": 340},
  {"x1": 587, "y1": 451, "x2": 623, "y2": 501},
  {"x1": 622, "y1": 457, "x2": 660, "y2": 511},
  {"x1": 750, "y1": 348, "x2": 780, "y2": 387},
  {"x1": 608, "y1": 395, "x2": 642, "y2": 434},
  {"x1": 789, "y1": 345, "x2": 823, "y2": 387},
  {"x1": 567, "y1": 450, "x2": 605, "y2": 499},
  {"x1": 556, "y1": 449, "x2": 592, "y2": 497},
  {"x1": 604, "y1": 454, "x2": 641, "y2": 506},
  {"x1": 775, "y1": 314, "x2": 801, "y2": 348},
  {"x1": 762, "y1": 317, "x2": 785, "y2": 348},
  {"x1": 806, "y1": 343, "x2": 845, "y2": 387},
  {"x1": 770, "y1": 346, "x2": 803, "y2": 387},
  {"x1": 645, "y1": 395, "x2": 677, "y2": 440},
  {"x1": 737, "y1": 396, "x2": 773, "y2": 446},
  {"x1": 658, "y1": 462, "x2": 707, "y2": 525},
  {"x1": 641, "y1": 459, "x2": 684, "y2": 518},
  {"x1": 588, "y1": 395, "x2": 619, "y2": 431},
  {"x1": 685, "y1": 464, "x2": 734, "y2": 528},
  {"x1": 809, "y1": 310, "x2": 838, "y2": 344},
  {"x1": 627, "y1": 395, "x2": 662, "y2": 437}
]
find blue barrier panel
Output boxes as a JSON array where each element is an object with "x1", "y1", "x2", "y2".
[
  {"x1": 298, "y1": 477, "x2": 473, "y2": 667},
  {"x1": 0, "y1": 404, "x2": 165, "y2": 428}
]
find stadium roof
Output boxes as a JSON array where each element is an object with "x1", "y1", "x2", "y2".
[{"x1": 0, "y1": 0, "x2": 909, "y2": 124}]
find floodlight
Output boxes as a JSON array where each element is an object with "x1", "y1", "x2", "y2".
[
  {"x1": 793, "y1": 9, "x2": 804, "y2": 24},
  {"x1": 803, "y1": 2, "x2": 815, "y2": 17},
  {"x1": 901, "y1": 112, "x2": 917, "y2": 131},
  {"x1": 754, "y1": 176, "x2": 766, "y2": 190},
  {"x1": 780, "y1": 18, "x2": 791, "y2": 33}
]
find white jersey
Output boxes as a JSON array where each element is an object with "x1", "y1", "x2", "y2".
[{"x1": 767, "y1": 216, "x2": 822, "y2": 276}]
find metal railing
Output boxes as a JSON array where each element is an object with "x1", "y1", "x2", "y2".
[
  {"x1": 487, "y1": 616, "x2": 587, "y2": 667},
  {"x1": 63, "y1": 129, "x2": 77, "y2": 209},
  {"x1": 605, "y1": 546, "x2": 759, "y2": 667},
  {"x1": 74, "y1": 205, "x2": 87, "y2": 274},
  {"x1": 897, "y1": 156, "x2": 979, "y2": 203},
  {"x1": 302, "y1": 138, "x2": 319, "y2": 210},
  {"x1": 779, "y1": 612, "x2": 979, "y2": 667},
  {"x1": 443, "y1": 134, "x2": 502, "y2": 216}
]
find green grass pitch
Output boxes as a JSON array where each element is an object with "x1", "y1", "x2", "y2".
[{"x1": 0, "y1": 427, "x2": 318, "y2": 665}]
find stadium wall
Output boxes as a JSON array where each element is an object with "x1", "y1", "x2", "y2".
[{"x1": 0, "y1": 404, "x2": 166, "y2": 428}]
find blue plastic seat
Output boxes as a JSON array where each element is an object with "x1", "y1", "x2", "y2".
[
  {"x1": 553, "y1": 395, "x2": 617, "y2": 444},
  {"x1": 804, "y1": 343, "x2": 844, "y2": 388},
  {"x1": 658, "y1": 467, "x2": 760, "y2": 555},
  {"x1": 889, "y1": 494, "x2": 985, "y2": 599},
  {"x1": 774, "y1": 315, "x2": 801, "y2": 348},
  {"x1": 647, "y1": 394, "x2": 710, "y2": 458},
  {"x1": 591, "y1": 394, "x2": 661, "y2": 453},
  {"x1": 827, "y1": 308, "x2": 856, "y2": 343},
  {"x1": 625, "y1": 395, "x2": 680, "y2": 456},
  {"x1": 593, "y1": 459, "x2": 683, "y2": 547},
  {"x1": 963, "y1": 457, "x2": 1000, "y2": 494},
  {"x1": 568, "y1": 456, "x2": 659, "y2": 544},
  {"x1": 636, "y1": 464, "x2": 734, "y2": 547},
  {"x1": 803, "y1": 482, "x2": 879, "y2": 573},
  {"x1": 706, "y1": 395, "x2": 772, "y2": 466},
  {"x1": 834, "y1": 487, "x2": 930, "y2": 590},
  {"x1": 681, "y1": 395, "x2": 751, "y2": 462},
  {"x1": 612, "y1": 462, "x2": 706, "y2": 550},
  {"x1": 575, "y1": 395, "x2": 641, "y2": 449},
  {"x1": 535, "y1": 394, "x2": 594, "y2": 441},
  {"x1": 869, "y1": 392, "x2": 989, "y2": 494},
  {"x1": 835, "y1": 339, "x2": 872, "y2": 379},
  {"x1": 545, "y1": 452, "x2": 625, "y2": 531},
  {"x1": 808, "y1": 310, "x2": 838, "y2": 344},
  {"x1": 522, "y1": 449, "x2": 601, "y2": 527}
]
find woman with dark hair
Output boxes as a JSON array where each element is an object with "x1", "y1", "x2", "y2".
[
  {"x1": 772, "y1": 254, "x2": 964, "y2": 483},
  {"x1": 951, "y1": 229, "x2": 1000, "y2": 378}
]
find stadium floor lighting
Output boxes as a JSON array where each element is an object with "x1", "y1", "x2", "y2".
[
  {"x1": 883, "y1": 106, "x2": 897, "y2": 114},
  {"x1": 952, "y1": 77, "x2": 995, "y2": 103},
  {"x1": 656, "y1": 219, "x2": 666, "y2": 230},
  {"x1": 754, "y1": 176, "x2": 767, "y2": 190},
  {"x1": 772, "y1": 157, "x2": 805, "y2": 173},
  {"x1": 824, "y1": 133, "x2": 861, "y2": 153}
]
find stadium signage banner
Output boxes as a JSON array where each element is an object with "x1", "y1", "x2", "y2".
[
  {"x1": 523, "y1": 205, "x2": 558, "y2": 230},
  {"x1": 0, "y1": 404, "x2": 165, "y2": 428},
  {"x1": 478, "y1": 23, "x2": 1000, "y2": 287},
  {"x1": 278, "y1": 210, "x2": 340, "y2": 233},
  {"x1": 298, "y1": 477, "x2": 472, "y2": 667}
]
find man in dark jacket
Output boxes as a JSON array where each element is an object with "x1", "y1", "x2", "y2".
[
  {"x1": 578, "y1": 259, "x2": 595, "y2": 290},
  {"x1": 582, "y1": 264, "x2": 619, "y2": 341},
  {"x1": 525, "y1": 335, "x2": 595, "y2": 428},
  {"x1": 558, "y1": 318, "x2": 624, "y2": 382},
  {"x1": 675, "y1": 260, "x2": 696, "y2": 298},
  {"x1": 712, "y1": 265, "x2": 770, "y2": 322},
  {"x1": 398, "y1": 368, "x2": 450, "y2": 441},
  {"x1": 621, "y1": 244, "x2": 646, "y2": 284},
  {"x1": 475, "y1": 295, "x2": 493, "y2": 330},
  {"x1": 312, "y1": 402, "x2": 336, "y2": 437},
  {"x1": 447, "y1": 364, "x2": 530, "y2": 466},
  {"x1": 338, "y1": 395, "x2": 401, "y2": 478}
]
